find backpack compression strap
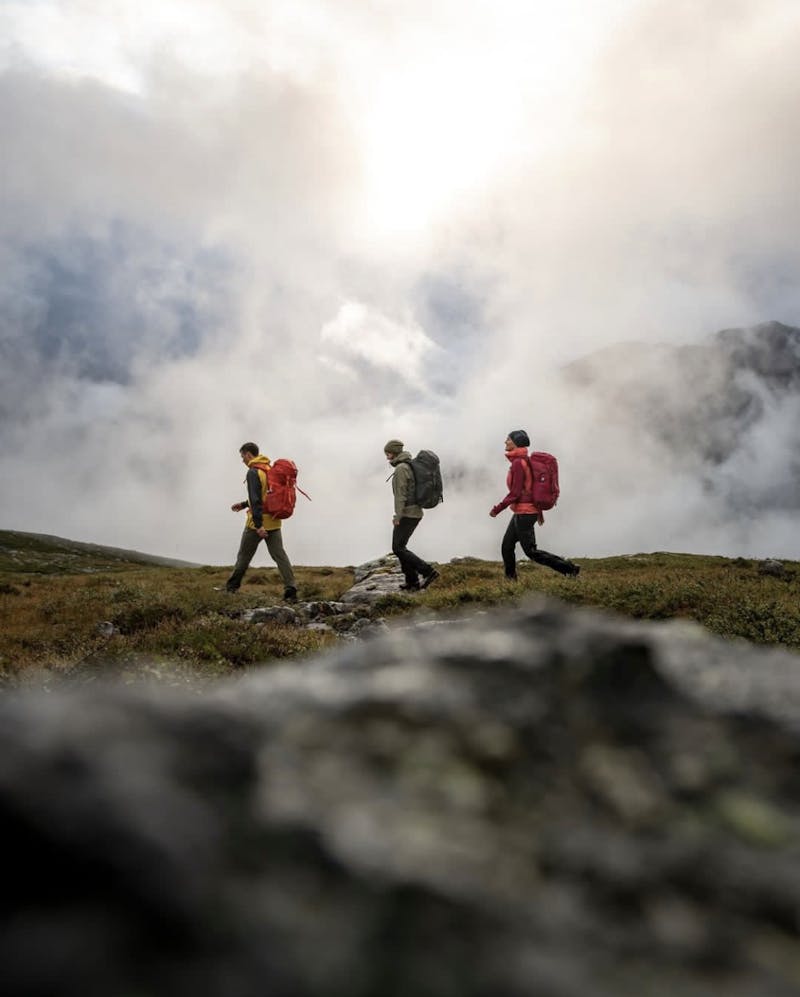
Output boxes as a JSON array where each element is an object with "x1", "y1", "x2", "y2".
[{"x1": 254, "y1": 461, "x2": 311, "y2": 501}]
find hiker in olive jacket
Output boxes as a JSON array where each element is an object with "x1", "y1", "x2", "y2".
[{"x1": 385, "y1": 439, "x2": 439, "y2": 591}]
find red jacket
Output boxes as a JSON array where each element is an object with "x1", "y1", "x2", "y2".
[{"x1": 491, "y1": 447, "x2": 539, "y2": 516}]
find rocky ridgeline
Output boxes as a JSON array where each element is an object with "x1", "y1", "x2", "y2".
[
  {"x1": 94, "y1": 555, "x2": 409, "y2": 642},
  {"x1": 241, "y1": 554, "x2": 412, "y2": 639},
  {"x1": 4, "y1": 595, "x2": 800, "y2": 995}
]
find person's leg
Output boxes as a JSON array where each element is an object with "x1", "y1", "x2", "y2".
[
  {"x1": 515, "y1": 514, "x2": 579, "y2": 576},
  {"x1": 225, "y1": 528, "x2": 260, "y2": 591},
  {"x1": 531, "y1": 547, "x2": 580, "y2": 576},
  {"x1": 392, "y1": 517, "x2": 433, "y2": 587},
  {"x1": 265, "y1": 528, "x2": 296, "y2": 594},
  {"x1": 515, "y1": 514, "x2": 538, "y2": 559},
  {"x1": 501, "y1": 517, "x2": 520, "y2": 579}
]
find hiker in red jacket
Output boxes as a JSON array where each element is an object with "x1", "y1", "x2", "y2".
[
  {"x1": 490, "y1": 430, "x2": 580, "y2": 579},
  {"x1": 220, "y1": 442, "x2": 297, "y2": 601}
]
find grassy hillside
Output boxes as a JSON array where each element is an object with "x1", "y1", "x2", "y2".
[
  {"x1": 0, "y1": 530, "x2": 198, "y2": 573},
  {"x1": 1, "y1": 536, "x2": 799, "y2": 689}
]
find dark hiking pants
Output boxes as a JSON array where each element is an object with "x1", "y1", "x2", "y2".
[
  {"x1": 392, "y1": 517, "x2": 433, "y2": 586},
  {"x1": 501, "y1": 514, "x2": 576, "y2": 578},
  {"x1": 226, "y1": 527, "x2": 295, "y2": 591}
]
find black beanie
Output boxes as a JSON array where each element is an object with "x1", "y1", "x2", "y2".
[{"x1": 508, "y1": 430, "x2": 530, "y2": 447}]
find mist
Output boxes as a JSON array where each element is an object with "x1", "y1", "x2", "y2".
[{"x1": 2, "y1": 0, "x2": 800, "y2": 566}]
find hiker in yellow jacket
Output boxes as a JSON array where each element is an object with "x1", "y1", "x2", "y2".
[{"x1": 221, "y1": 442, "x2": 297, "y2": 601}]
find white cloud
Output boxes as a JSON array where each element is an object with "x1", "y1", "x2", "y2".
[
  {"x1": 1, "y1": 0, "x2": 800, "y2": 567},
  {"x1": 320, "y1": 301, "x2": 440, "y2": 386}
]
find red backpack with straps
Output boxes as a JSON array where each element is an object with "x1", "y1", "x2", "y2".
[
  {"x1": 252, "y1": 459, "x2": 311, "y2": 520},
  {"x1": 528, "y1": 452, "x2": 559, "y2": 510}
]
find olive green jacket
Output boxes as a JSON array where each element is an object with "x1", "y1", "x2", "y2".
[{"x1": 390, "y1": 452, "x2": 423, "y2": 519}]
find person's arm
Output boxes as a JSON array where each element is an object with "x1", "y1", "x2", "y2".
[
  {"x1": 490, "y1": 460, "x2": 524, "y2": 517},
  {"x1": 246, "y1": 467, "x2": 265, "y2": 530},
  {"x1": 395, "y1": 464, "x2": 415, "y2": 518}
]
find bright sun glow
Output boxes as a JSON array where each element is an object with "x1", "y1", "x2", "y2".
[
  {"x1": 351, "y1": 3, "x2": 608, "y2": 242},
  {"x1": 359, "y1": 59, "x2": 523, "y2": 239},
  {"x1": 0, "y1": 0, "x2": 633, "y2": 242}
]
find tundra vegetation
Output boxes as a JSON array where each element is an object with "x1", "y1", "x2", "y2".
[{"x1": 1, "y1": 531, "x2": 798, "y2": 688}]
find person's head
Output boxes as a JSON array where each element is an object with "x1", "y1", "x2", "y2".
[
  {"x1": 239, "y1": 442, "x2": 259, "y2": 465},
  {"x1": 505, "y1": 430, "x2": 530, "y2": 450},
  {"x1": 384, "y1": 439, "x2": 404, "y2": 461}
]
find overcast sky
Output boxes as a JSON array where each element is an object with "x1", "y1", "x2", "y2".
[{"x1": 2, "y1": 0, "x2": 800, "y2": 566}]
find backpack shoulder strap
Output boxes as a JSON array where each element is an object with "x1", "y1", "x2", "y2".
[{"x1": 520, "y1": 457, "x2": 533, "y2": 491}]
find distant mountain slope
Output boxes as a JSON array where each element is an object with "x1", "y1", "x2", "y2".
[
  {"x1": 0, "y1": 530, "x2": 199, "y2": 574},
  {"x1": 561, "y1": 320, "x2": 800, "y2": 511}
]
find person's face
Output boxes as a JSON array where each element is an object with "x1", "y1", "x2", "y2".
[
  {"x1": 385, "y1": 451, "x2": 397, "y2": 462},
  {"x1": 504, "y1": 437, "x2": 515, "y2": 451},
  {"x1": 240, "y1": 450, "x2": 254, "y2": 466}
]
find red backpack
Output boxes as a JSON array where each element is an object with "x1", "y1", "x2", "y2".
[
  {"x1": 254, "y1": 459, "x2": 311, "y2": 520},
  {"x1": 528, "y1": 452, "x2": 559, "y2": 510}
]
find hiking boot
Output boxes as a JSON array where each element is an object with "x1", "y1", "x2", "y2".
[
  {"x1": 565, "y1": 563, "x2": 580, "y2": 578},
  {"x1": 283, "y1": 586, "x2": 298, "y2": 603},
  {"x1": 214, "y1": 586, "x2": 238, "y2": 594},
  {"x1": 399, "y1": 580, "x2": 421, "y2": 591},
  {"x1": 420, "y1": 569, "x2": 439, "y2": 590}
]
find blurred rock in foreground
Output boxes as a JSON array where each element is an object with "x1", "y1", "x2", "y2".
[{"x1": 3, "y1": 597, "x2": 800, "y2": 997}]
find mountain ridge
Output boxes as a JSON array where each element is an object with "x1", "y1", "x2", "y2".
[
  {"x1": 0, "y1": 529, "x2": 199, "y2": 573},
  {"x1": 561, "y1": 319, "x2": 800, "y2": 511}
]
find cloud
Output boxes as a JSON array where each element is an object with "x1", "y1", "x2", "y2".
[
  {"x1": 1, "y1": 0, "x2": 800, "y2": 567},
  {"x1": 320, "y1": 301, "x2": 442, "y2": 390}
]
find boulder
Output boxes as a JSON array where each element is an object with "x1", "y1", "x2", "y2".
[
  {"x1": 2, "y1": 597, "x2": 800, "y2": 996},
  {"x1": 340, "y1": 555, "x2": 408, "y2": 605},
  {"x1": 759, "y1": 558, "x2": 788, "y2": 579}
]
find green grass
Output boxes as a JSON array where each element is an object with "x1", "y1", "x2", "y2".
[
  {"x1": 1, "y1": 535, "x2": 799, "y2": 688},
  {"x1": 0, "y1": 561, "x2": 353, "y2": 687}
]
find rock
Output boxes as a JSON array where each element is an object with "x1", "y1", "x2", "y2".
[
  {"x1": 339, "y1": 617, "x2": 390, "y2": 640},
  {"x1": 95, "y1": 621, "x2": 120, "y2": 637},
  {"x1": 243, "y1": 606, "x2": 299, "y2": 625},
  {"x1": 759, "y1": 558, "x2": 788, "y2": 578},
  {"x1": 300, "y1": 601, "x2": 350, "y2": 619},
  {"x1": 340, "y1": 556, "x2": 408, "y2": 604},
  {"x1": 352, "y1": 554, "x2": 400, "y2": 584},
  {"x1": 3, "y1": 597, "x2": 800, "y2": 995},
  {"x1": 235, "y1": 563, "x2": 400, "y2": 638}
]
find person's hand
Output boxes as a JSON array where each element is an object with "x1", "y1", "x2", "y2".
[
  {"x1": 256, "y1": 527, "x2": 268, "y2": 538},
  {"x1": 537, "y1": 512, "x2": 545, "y2": 526},
  {"x1": 230, "y1": 503, "x2": 242, "y2": 512},
  {"x1": 392, "y1": 517, "x2": 400, "y2": 526}
]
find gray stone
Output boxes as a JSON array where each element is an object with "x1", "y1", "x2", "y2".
[
  {"x1": 340, "y1": 557, "x2": 408, "y2": 604},
  {"x1": 759, "y1": 558, "x2": 788, "y2": 578},
  {"x1": 301, "y1": 600, "x2": 350, "y2": 618},
  {"x1": 3, "y1": 598, "x2": 800, "y2": 995},
  {"x1": 244, "y1": 606, "x2": 299, "y2": 625},
  {"x1": 352, "y1": 554, "x2": 400, "y2": 583},
  {"x1": 340, "y1": 617, "x2": 390, "y2": 639}
]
